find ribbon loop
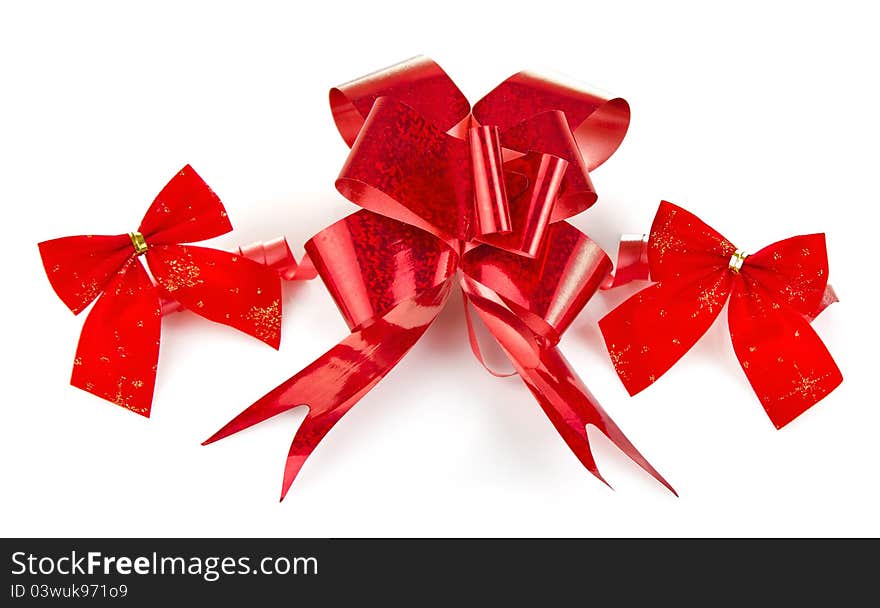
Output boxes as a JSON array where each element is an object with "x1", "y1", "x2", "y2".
[
  {"x1": 477, "y1": 152, "x2": 568, "y2": 258},
  {"x1": 473, "y1": 72, "x2": 630, "y2": 172},
  {"x1": 305, "y1": 210, "x2": 458, "y2": 332},
  {"x1": 329, "y1": 55, "x2": 470, "y2": 148},
  {"x1": 137, "y1": 165, "x2": 232, "y2": 246},
  {"x1": 463, "y1": 221, "x2": 611, "y2": 340},
  {"x1": 468, "y1": 125, "x2": 511, "y2": 238},
  {"x1": 336, "y1": 97, "x2": 473, "y2": 241}
]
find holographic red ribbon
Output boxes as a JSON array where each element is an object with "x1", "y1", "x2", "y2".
[
  {"x1": 204, "y1": 57, "x2": 676, "y2": 499},
  {"x1": 599, "y1": 201, "x2": 842, "y2": 429},
  {"x1": 38, "y1": 165, "x2": 311, "y2": 416}
]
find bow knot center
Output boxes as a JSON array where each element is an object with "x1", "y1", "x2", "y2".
[
  {"x1": 128, "y1": 231, "x2": 148, "y2": 255},
  {"x1": 728, "y1": 248, "x2": 747, "y2": 273}
]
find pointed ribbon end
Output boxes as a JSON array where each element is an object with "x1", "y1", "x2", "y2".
[
  {"x1": 202, "y1": 427, "x2": 230, "y2": 446},
  {"x1": 280, "y1": 456, "x2": 305, "y2": 502}
]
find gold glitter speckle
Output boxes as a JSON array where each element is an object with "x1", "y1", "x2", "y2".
[
  {"x1": 651, "y1": 210, "x2": 687, "y2": 263},
  {"x1": 244, "y1": 300, "x2": 281, "y2": 343},
  {"x1": 778, "y1": 366, "x2": 832, "y2": 402},
  {"x1": 75, "y1": 278, "x2": 101, "y2": 304},
  {"x1": 160, "y1": 255, "x2": 203, "y2": 292},
  {"x1": 608, "y1": 343, "x2": 633, "y2": 380}
]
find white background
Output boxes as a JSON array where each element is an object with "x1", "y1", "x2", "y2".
[{"x1": 1, "y1": 1, "x2": 876, "y2": 537}]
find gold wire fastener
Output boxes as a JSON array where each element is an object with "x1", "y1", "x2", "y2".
[
  {"x1": 728, "y1": 249, "x2": 747, "y2": 272},
  {"x1": 128, "y1": 231, "x2": 148, "y2": 255}
]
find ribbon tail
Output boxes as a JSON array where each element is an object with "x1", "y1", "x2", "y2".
[
  {"x1": 729, "y1": 278, "x2": 842, "y2": 429},
  {"x1": 204, "y1": 279, "x2": 452, "y2": 500},
  {"x1": 518, "y1": 346, "x2": 676, "y2": 495},
  {"x1": 71, "y1": 259, "x2": 161, "y2": 416},
  {"x1": 462, "y1": 282, "x2": 675, "y2": 494},
  {"x1": 147, "y1": 244, "x2": 284, "y2": 349},
  {"x1": 599, "y1": 273, "x2": 733, "y2": 395}
]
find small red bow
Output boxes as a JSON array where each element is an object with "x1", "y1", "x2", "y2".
[
  {"x1": 600, "y1": 201, "x2": 842, "y2": 428},
  {"x1": 39, "y1": 165, "x2": 283, "y2": 416}
]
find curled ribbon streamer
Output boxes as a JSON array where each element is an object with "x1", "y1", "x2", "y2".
[
  {"x1": 604, "y1": 233, "x2": 651, "y2": 288},
  {"x1": 599, "y1": 201, "x2": 842, "y2": 429},
  {"x1": 204, "y1": 57, "x2": 675, "y2": 499},
  {"x1": 38, "y1": 166, "x2": 299, "y2": 416}
]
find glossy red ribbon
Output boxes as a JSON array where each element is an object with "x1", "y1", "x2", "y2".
[
  {"x1": 599, "y1": 201, "x2": 842, "y2": 428},
  {"x1": 205, "y1": 57, "x2": 675, "y2": 499},
  {"x1": 39, "y1": 165, "x2": 294, "y2": 416}
]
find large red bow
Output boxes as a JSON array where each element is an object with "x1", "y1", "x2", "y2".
[
  {"x1": 600, "y1": 201, "x2": 842, "y2": 428},
  {"x1": 39, "y1": 165, "x2": 284, "y2": 416},
  {"x1": 204, "y1": 57, "x2": 675, "y2": 499}
]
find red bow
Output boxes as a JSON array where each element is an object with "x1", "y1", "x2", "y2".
[
  {"x1": 599, "y1": 201, "x2": 842, "y2": 428},
  {"x1": 39, "y1": 165, "x2": 284, "y2": 416},
  {"x1": 204, "y1": 57, "x2": 675, "y2": 499}
]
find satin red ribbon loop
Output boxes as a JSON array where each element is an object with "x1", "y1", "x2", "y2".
[
  {"x1": 599, "y1": 201, "x2": 842, "y2": 429},
  {"x1": 39, "y1": 165, "x2": 286, "y2": 416},
  {"x1": 207, "y1": 57, "x2": 674, "y2": 499}
]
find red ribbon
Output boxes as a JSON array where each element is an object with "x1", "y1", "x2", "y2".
[
  {"x1": 38, "y1": 165, "x2": 298, "y2": 416},
  {"x1": 599, "y1": 201, "x2": 842, "y2": 429},
  {"x1": 158, "y1": 236, "x2": 316, "y2": 315},
  {"x1": 204, "y1": 57, "x2": 675, "y2": 499}
]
